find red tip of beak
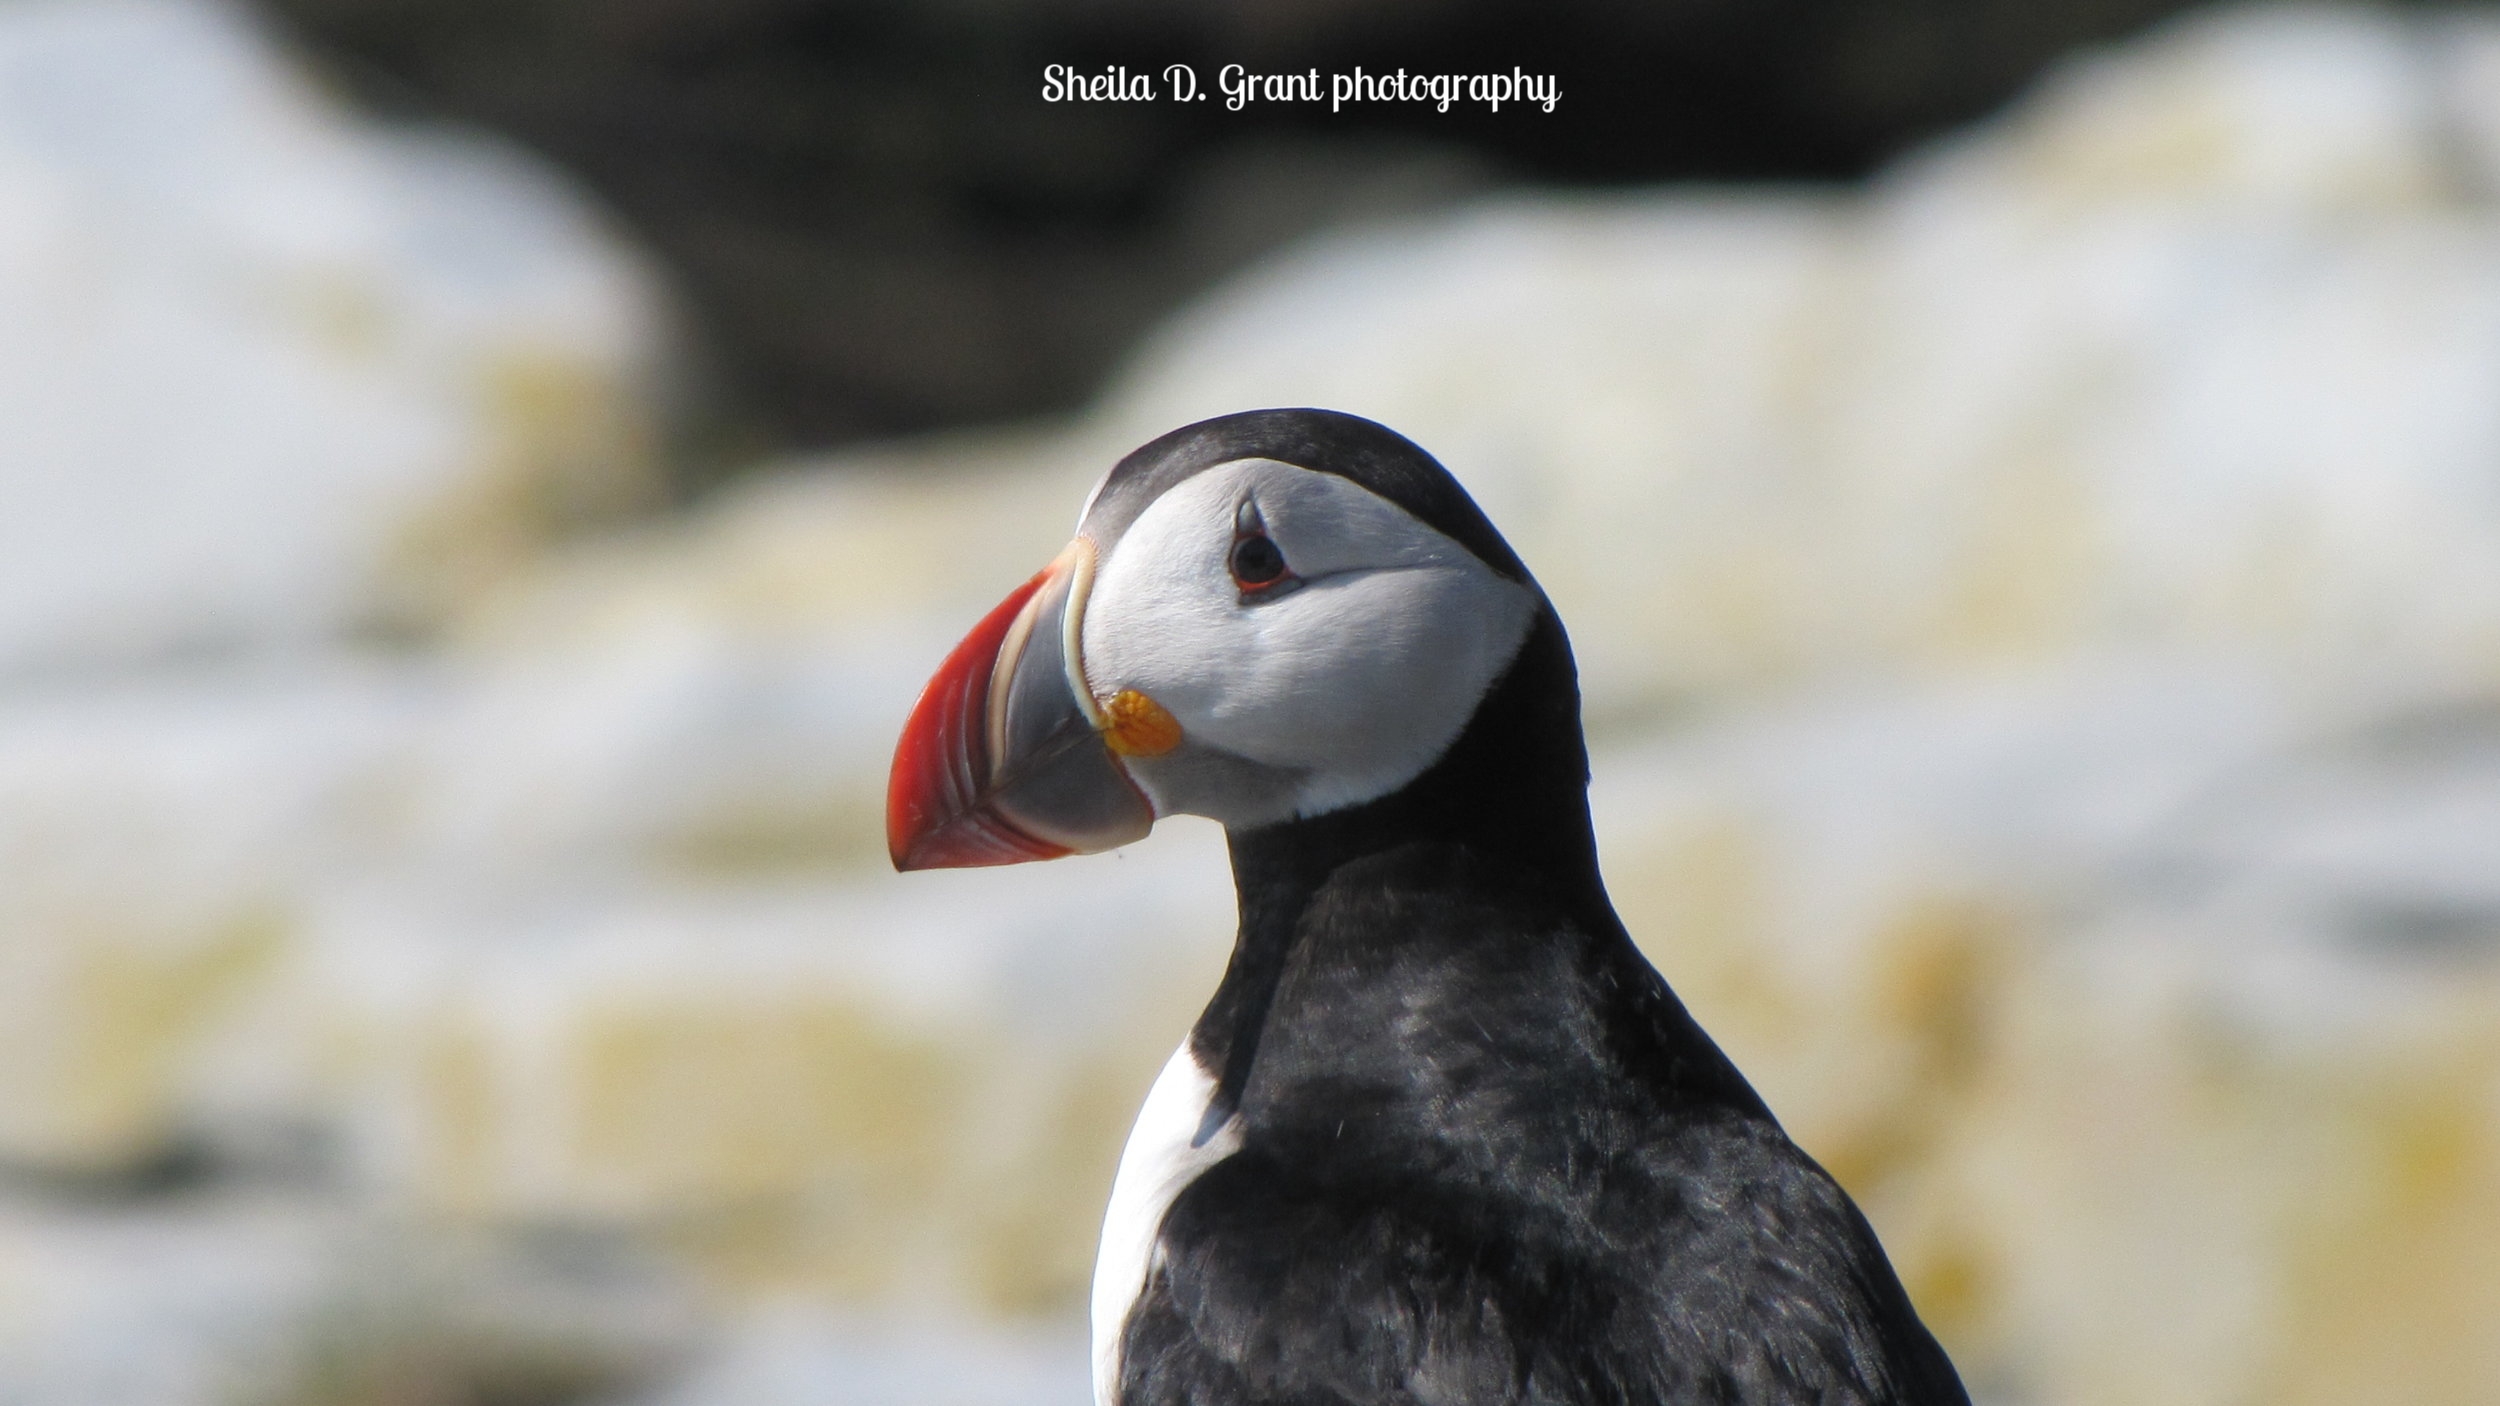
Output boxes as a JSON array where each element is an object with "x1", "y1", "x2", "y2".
[{"x1": 887, "y1": 569, "x2": 1074, "y2": 870}]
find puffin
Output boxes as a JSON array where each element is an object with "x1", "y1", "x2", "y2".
[{"x1": 887, "y1": 409, "x2": 1970, "y2": 1406}]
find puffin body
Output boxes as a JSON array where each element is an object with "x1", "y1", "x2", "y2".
[{"x1": 890, "y1": 411, "x2": 1969, "y2": 1406}]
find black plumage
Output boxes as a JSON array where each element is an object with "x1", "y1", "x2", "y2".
[{"x1": 1104, "y1": 413, "x2": 1970, "y2": 1406}]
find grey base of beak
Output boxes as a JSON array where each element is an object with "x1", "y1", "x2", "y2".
[{"x1": 987, "y1": 559, "x2": 1156, "y2": 854}]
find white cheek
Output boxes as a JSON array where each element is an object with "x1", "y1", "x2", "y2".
[
  {"x1": 1082, "y1": 461, "x2": 1538, "y2": 822},
  {"x1": 1204, "y1": 565, "x2": 1531, "y2": 813}
]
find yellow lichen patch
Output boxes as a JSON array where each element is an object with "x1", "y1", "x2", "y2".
[
  {"x1": 284, "y1": 266, "x2": 394, "y2": 365},
  {"x1": 370, "y1": 980, "x2": 988, "y2": 1302},
  {"x1": 1997, "y1": 9, "x2": 2449, "y2": 212},
  {"x1": 372, "y1": 349, "x2": 664, "y2": 640},
  {"x1": 561, "y1": 999, "x2": 970, "y2": 1297},
  {"x1": 1869, "y1": 898, "x2": 2009, "y2": 1093},
  {"x1": 414, "y1": 1016, "x2": 507, "y2": 1222},
  {"x1": 2254, "y1": 1014, "x2": 2500, "y2": 1406},
  {"x1": 657, "y1": 787, "x2": 894, "y2": 878},
  {"x1": 1611, "y1": 819, "x2": 1785, "y2": 1025},
  {"x1": 450, "y1": 429, "x2": 1101, "y2": 654},
  {"x1": 1891, "y1": 1219, "x2": 2002, "y2": 1359},
  {"x1": 568, "y1": 1004, "x2": 954, "y2": 1206},
  {"x1": 0, "y1": 903, "x2": 291, "y2": 1173},
  {"x1": 1797, "y1": 898, "x2": 2015, "y2": 1230},
  {"x1": 1766, "y1": 897, "x2": 2021, "y2": 1364},
  {"x1": 1925, "y1": 454, "x2": 2102, "y2": 664},
  {"x1": 960, "y1": 1046, "x2": 1178, "y2": 1317},
  {"x1": 2205, "y1": 503, "x2": 2337, "y2": 653}
]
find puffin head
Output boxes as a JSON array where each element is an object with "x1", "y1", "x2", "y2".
[{"x1": 887, "y1": 409, "x2": 1549, "y2": 870}]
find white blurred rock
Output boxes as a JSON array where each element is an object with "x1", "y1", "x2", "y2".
[
  {"x1": 630, "y1": 1306, "x2": 1088, "y2": 1406},
  {"x1": 0, "y1": 1189, "x2": 338, "y2": 1406},
  {"x1": 1583, "y1": 671, "x2": 2500, "y2": 1406},
  {"x1": 2441, "y1": 15, "x2": 2500, "y2": 195},
  {"x1": 1949, "y1": 4, "x2": 2457, "y2": 211},
  {"x1": 420, "y1": 439, "x2": 1102, "y2": 881},
  {"x1": 0, "y1": 1185, "x2": 700, "y2": 1406},
  {"x1": 0, "y1": 665, "x2": 435, "y2": 1170},
  {"x1": 0, "y1": 0, "x2": 668, "y2": 674},
  {"x1": 305, "y1": 828, "x2": 1232, "y2": 1313}
]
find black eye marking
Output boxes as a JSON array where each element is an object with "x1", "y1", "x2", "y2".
[{"x1": 1229, "y1": 500, "x2": 1298, "y2": 600}]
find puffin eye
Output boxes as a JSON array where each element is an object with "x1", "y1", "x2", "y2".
[
  {"x1": 1229, "y1": 532, "x2": 1291, "y2": 592},
  {"x1": 1228, "y1": 498, "x2": 1298, "y2": 601}
]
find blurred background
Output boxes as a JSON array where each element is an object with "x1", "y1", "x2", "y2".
[{"x1": 1, "y1": 0, "x2": 2498, "y2": 1401}]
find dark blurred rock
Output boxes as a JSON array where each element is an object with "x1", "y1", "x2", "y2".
[{"x1": 253, "y1": 0, "x2": 2213, "y2": 459}]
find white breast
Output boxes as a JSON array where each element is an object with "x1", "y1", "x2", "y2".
[{"x1": 1091, "y1": 1041, "x2": 1243, "y2": 1405}]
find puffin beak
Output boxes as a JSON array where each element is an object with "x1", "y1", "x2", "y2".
[{"x1": 887, "y1": 540, "x2": 1161, "y2": 870}]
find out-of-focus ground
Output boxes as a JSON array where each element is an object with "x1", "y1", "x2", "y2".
[{"x1": 3, "y1": 1, "x2": 2500, "y2": 1403}]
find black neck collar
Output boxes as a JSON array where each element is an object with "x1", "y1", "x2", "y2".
[{"x1": 1187, "y1": 606, "x2": 1609, "y2": 1140}]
